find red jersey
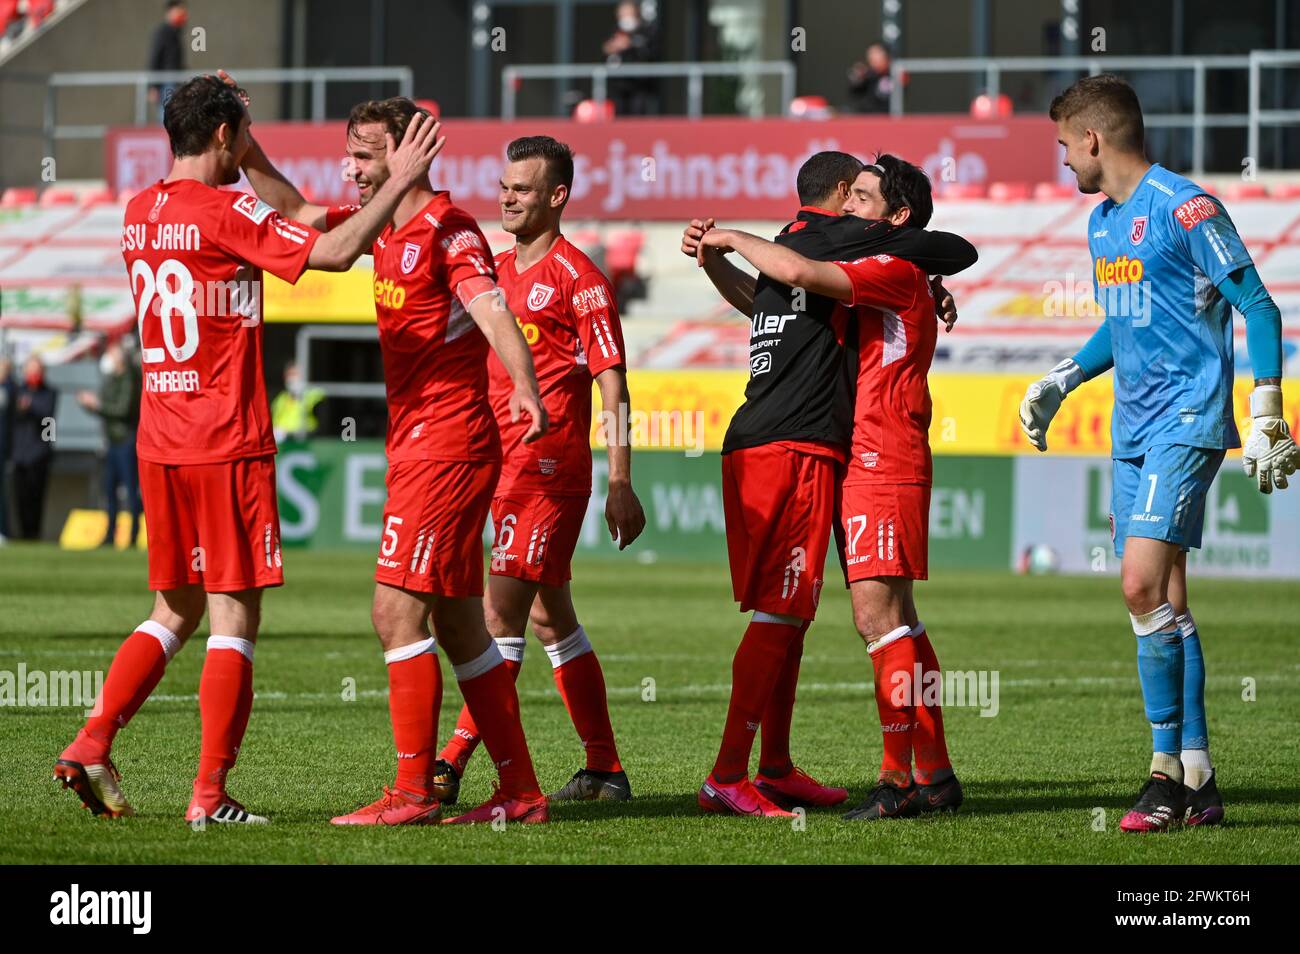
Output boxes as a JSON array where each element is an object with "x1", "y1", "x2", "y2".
[
  {"x1": 122, "y1": 179, "x2": 320, "y2": 465},
  {"x1": 329, "y1": 192, "x2": 499, "y2": 463},
  {"x1": 490, "y1": 235, "x2": 625, "y2": 496},
  {"x1": 834, "y1": 253, "x2": 936, "y2": 485}
]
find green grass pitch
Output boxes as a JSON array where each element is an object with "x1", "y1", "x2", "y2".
[{"x1": 1, "y1": 545, "x2": 1296, "y2": 864}]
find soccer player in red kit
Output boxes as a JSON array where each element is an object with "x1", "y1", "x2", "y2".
[
  {"x1": 434, "y1": 136, "x2": 646, "y2": 803},
  {"x1": 53, "y1": 75, "x2": 442, "y2": 823},
  {"x1": 238, "y1": 94, "x2": 551, "y2": 825},
  {"x1": 696, "y1": 154, "x2": 964, "y2": 821}
]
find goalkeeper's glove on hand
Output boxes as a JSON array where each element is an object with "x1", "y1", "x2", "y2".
[
  {"x1": 1019, "y1": 358, "x2": 1084, "y2": 452},
  {"x1": 1242, "y1": 385, "x2": 1299, "y2": 494}
]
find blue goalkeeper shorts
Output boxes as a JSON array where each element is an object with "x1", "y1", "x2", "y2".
[{"x1": 1111, "y1": 444, "x2": 1225, "y2": 557}]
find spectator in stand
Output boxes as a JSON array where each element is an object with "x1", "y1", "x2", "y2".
[
  {"x1": 602, "y1": 1, "x2": 659, "y2": 116},
  {"x1": 0, "y1": 355, "x2": 14, "y2": 544},
  {"x1": 1, "y1": 1, "x2": 23, "y2": 42},
  {"x1": 78, "y1": 340, "x2": 142, "y2": 548},
  {"x1": 271, "y1": 360, "x2": 325, "y2": 444},
  {"x1": 11, "y1": 354, "x2": 56, "y2": 540},
  {"x1": 847, "y1": 42, "x2": 897, "y2": 114},
  {"x1": 147, "y1": 0, "x2": 187, "y2": 121}
]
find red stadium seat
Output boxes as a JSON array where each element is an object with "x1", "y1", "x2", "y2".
[
  {"x1": 573, "y1": 98, "x2": 615, "y2": 123},
  {"x1": 39, "y1": 188, "x2": 79, "y2": 207},
  {"x1": 1268, "y1": 182, "x2": 1300, "y2": 198},
  {"x1": 1, "y1": 187, "x2": 37, "y2": 207},
  {"x1": 1033, "y1": 182, "x2": 1077, "y2": 200},
  {"x1": 80, "y1": 188, "x2": 116, "y2": 207},
  {"x1": 414, "y1": 99, "x2": 441, "y2": 119},
  {"x1": 939, "y1": 182, "x2": 987, "y2": 199},
  {"x1": 788, "y1": 95, "x2": 832, "y2": 120},
  {"x1": 27, "y1": 0, "x2": 54, "y2": 27},
  {"x1": 987, "y1": 181, "x2": 1032, "y2": 201},
  {"x1": 1224, "y1": 182, "x2": 1268, "y2": 200},
  {"x1": 603, "y1": 229, "x2": 644, "y2": 290},
  {"x1": 970, "y1": 93, "x2": 1013, "y2": 119}
]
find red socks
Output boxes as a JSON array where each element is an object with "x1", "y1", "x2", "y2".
[
  {"x1": 453, "y1": 644, "x2": 542, "y2": 799},
  {"x1": 869, "y1": 626, "x2": 917, "y2": 786},
  {"x1": 759, "y1": 622, "x2": 809, "y2": 776},
  {"x1": 911, "y1": 626, "x2": 952, "y2": 784},
  {"x1": 440, "y1": 637, "x2": 524, "y2": 774},
  {"x1": 196, "y1": 636, "x2": 255, "y2": 794},
  {"x1": 384, "y1": 637, "x2": 441, "y2": 798},
  {"x1": 545, "y1": 627, "x2": 621, "y2": 773},
  {"x1": 712, "y1": 618, "x2": 803, "y2": 782},
  {"x1": 84, "y1": 621, "x2": 180, "y2": 747}
]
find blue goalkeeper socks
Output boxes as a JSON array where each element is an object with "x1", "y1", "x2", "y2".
[
  {"x1": 1132, "y1": 603, "x2": 1183, "y2": 758},
  {"x1": 1177, "y1": 611, "x2": 1208, "y2": 751}
]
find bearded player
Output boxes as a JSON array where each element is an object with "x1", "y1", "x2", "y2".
[
  {"x1": 433, "y1": 136, "x2": 646, "y2": 803},
  {"x1": 238, "y1": 94, "x2": 551, "y2": 825},
  {"x1": 1019, "y1": 75, "x2": 1296, "y2": 832},
  {"x1": 694, "y1": 154, "x2": 973, "y2": 821},
  {"x1": 53, "y1": 75, "x2": 441, "y2": 823}
]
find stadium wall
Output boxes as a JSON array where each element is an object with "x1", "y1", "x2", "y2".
[{"x1": 248, "y1": 440, "x2": 1297, "y2": 579}]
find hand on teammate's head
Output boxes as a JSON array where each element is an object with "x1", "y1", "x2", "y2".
[{"x1": 385, "y1": 113, "x2": 446, "y2": 191}]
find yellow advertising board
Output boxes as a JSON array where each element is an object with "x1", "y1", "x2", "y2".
[
  {"x1": 264, "y1": 268, "x2": 377, "y2": 323},
  {"x1": 597, "y1": 371, "x2": 1298, "y2": 457}
]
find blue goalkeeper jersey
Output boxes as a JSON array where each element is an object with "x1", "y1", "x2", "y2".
[{"x1": 1087, "y1": 162, "x2": 1254, "y2": 458}]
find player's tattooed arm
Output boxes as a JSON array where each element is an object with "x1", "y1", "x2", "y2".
[
  {"x1": 594, "y1": 367, "x2": 647, "y2": 550},
  {"x1": 465, "y1": 289, "x2": 549, "y2": 442},
  {"x1": 306, "y1": 113, "x2": 445, "y2": 272},
  {"x1": 697, "y1": 229, "x2": 852, "y2": 301},
  {"x1": 682, "y1": 218, "x2": 756, "y2": 316}
]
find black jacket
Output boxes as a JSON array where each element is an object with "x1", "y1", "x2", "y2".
[{"x1": 11, "y1": 383, "x2": 57, "y2": 466}]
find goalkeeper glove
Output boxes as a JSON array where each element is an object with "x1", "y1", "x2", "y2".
[
  {"x1": 1242, "y1": 385, "x2": 1298, "y2": 494},
  {"x1": 1019, "y1": 359, "x2": 1084, "y2": 452}
]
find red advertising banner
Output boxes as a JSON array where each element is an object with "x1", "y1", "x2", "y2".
[{"x1": 107, "y1": 115, "x2": 1062, "y2": 220}]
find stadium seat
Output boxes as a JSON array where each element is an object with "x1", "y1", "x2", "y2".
[
  {"x1": 414, "y1": 98, "x2": 440, "y2": 119},
  {"x1": 939, "y1": 182, "x2": 987, "y2": 199},
  {"x1": 1033, "y1": 182, "x2": 1077, "y2": 200},
  {"x1": 573, "y1": 98, "x2": 615, "y2": 123},
  {"x1": 987, "y1": 181, "x2": 1032, "y2": 201},
  {"x1": 80, "y1": 188, "x2": 115, "y2": 207},
  {"x1": 1224, "y1": 182, "x2": 1268, "y2": 200},
  {"x1": 1, "y1": 187, "x2": 37, "y2": 207},
  {"x1": 788, "y1": 95, "x2": 832, "y2": 120},
  {"x1": 27, "y1": 0, "x2": 54, "y2": 28},
  {"x1": 970, "y1": 93, "x2": 1013, "y2": 119},
  {"x1": 39, "y1": 188, "x2": 79, "y2": 207}
]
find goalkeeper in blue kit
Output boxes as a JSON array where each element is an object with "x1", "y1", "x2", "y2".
[{"x1": 1020, "y1": 75, "x2": 1299, "y2": 832}]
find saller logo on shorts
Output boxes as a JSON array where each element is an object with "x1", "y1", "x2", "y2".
[{"x1": 782, "y1": 546, "x2": 806, "y2": 599}]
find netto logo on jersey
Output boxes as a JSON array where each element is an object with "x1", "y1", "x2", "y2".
[
  {"x1": 374, "y1": 277, "x2": 406, "y2": 309},
  {"x1": 1094, "y1": 255, "x2": 1145, "y2": 286}
]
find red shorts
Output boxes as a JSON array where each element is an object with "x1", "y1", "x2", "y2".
[
  {"x1": 375, "y1": 458, "x2": 499, "y2": 597},
  {"x1": 489, "y1": 493, "x2": 588, "y2": 587},
  {"x1": 722, "y1": 442, "x2": 839, "y2": 620},
  {"x1": 836, "y1": 481, "x2": 930, "y2": 583},
  {"x1": 139, "y1": 455, "x2": 283, "y2": 593}
]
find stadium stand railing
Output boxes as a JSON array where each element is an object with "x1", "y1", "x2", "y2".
[
  {"x1": 500, "y1": 60, "x2": 797, "y2": 120},
  {"x1": 888, "y1": 52, "x2": 1300, "y2": 175},
  {"x1": 40, "y1": 67, "x2": 415, "y2": 162}
]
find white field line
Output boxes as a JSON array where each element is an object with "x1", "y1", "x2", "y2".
[{"x1": 130, "y1": 671, "x2": 1298, "y2": 705}]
